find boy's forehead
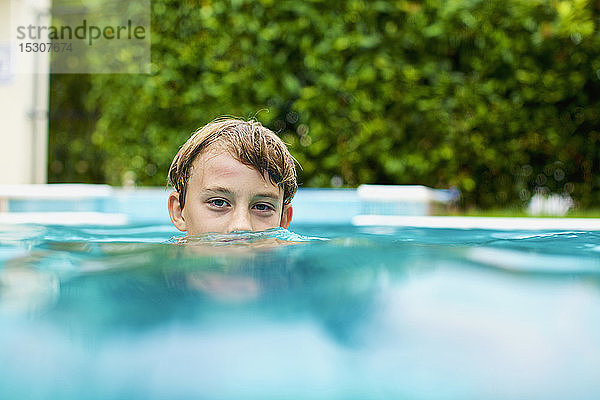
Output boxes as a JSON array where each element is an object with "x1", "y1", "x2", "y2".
[
  {"x1": 190, "y1": 148, "x2": 283, "y2": 196},
  {"x1": 191, "y1": 147, "x2": 247, "y2": 176}
]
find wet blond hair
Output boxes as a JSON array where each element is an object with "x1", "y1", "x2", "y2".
[{"x1": 168, "y1": 118, "x2": 297, "y2": 209}]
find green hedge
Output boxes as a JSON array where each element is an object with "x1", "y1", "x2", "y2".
[{"x1": 49, "y1": 0, "x2": 600, "y2": 208}]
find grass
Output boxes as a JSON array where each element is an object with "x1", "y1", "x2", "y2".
[{"x1": 437, "y1": 207, "x2": 600, "y2": 218}]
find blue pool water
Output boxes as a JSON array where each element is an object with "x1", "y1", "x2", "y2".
[{"x1": 1, "y1": 223, "x2": 600, "y2": 399}]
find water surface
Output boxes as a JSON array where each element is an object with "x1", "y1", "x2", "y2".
[{"x1": 1, "y1": 224, "x2": 599, "y2": 399}]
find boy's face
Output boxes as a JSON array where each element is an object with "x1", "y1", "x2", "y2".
[{"x1": 168, "y1": 148, "x2": 293, "y2": 235}]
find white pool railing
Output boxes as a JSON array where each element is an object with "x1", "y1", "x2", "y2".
[
  {"x1": 0, "y1": 212, "x2": 128, "y2": 226},
  {"x1": 0, "y1": 184, "x2": 128, "y2": 225},
  {"x1": 1, "y1": 184, "x2": 599, "y2": 229},
  {"x1": 352, "y1": 215, "x2": 600, "y2": 231}
]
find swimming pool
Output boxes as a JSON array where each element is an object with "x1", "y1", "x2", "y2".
[{"x1": 1, "y1": 220, "x2": 599, "y2": 399}]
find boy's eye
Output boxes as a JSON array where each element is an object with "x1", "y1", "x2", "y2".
[
  {"x1": 208, "y1": 199, "x2": 229, "y2": 208},
  {"x1": 253, "y1": 203, "x2": 274, "y2": 212}
]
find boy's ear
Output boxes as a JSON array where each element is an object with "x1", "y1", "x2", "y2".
[
  {"x1": 168, "y1": 191, "x2": 188, "y2": 232},
  {"x1": 280, "y1": 204, "x2": 293, "y2": 229}
]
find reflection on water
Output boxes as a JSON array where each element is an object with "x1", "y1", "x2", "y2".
[
  {"x1": 169, "y1": 226, "x2": 327, "y2": 245},
  {"x1": 0, "y1": 224, "x2": 599, "y2": 399}
]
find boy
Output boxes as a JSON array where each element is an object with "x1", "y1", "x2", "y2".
[{"x1": 168, "y1": 118, "x2": 297, "y2": 236}]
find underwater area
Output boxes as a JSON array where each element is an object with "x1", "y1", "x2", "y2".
[{"x1": 1, "y1": 223, "x2": 600, "y2": 399}]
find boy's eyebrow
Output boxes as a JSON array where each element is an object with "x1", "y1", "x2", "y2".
[
  {"x1": 252, "y1": 192, "x2": 281, "y2": 201},
  {"x1": 202, "y1": 187, "x2": 281, "y2": 200},
  {"x1": 201, "y1": 186, "x2": 234, "y2": 195}
]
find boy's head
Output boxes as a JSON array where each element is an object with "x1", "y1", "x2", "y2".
[{"x1": 168, "y1": 118, "x2": 297, "y2": 235}]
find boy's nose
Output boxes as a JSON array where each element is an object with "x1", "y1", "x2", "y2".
[{"x1": 228, "y1": 209, "x2": 253, "y2": 233}]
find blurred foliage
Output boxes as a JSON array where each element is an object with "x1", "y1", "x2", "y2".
[{"x1": 49, "y1": 0, "x2": 600, "y2": 208}]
